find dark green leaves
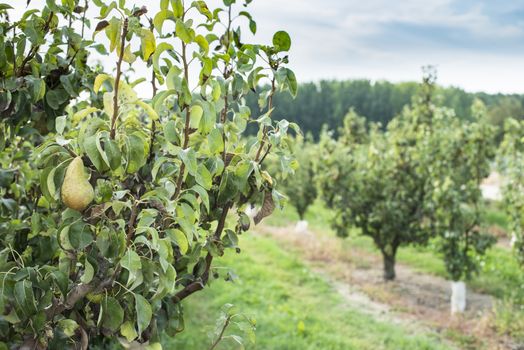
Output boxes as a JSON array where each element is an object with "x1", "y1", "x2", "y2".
[
  {"x1": 101, "y1": 297, "x2": 124, "y2": 332},
  {"x1": 135, "y1": 294, "x2": 152, "y2": 335},
  {"x1": 125, "y1": 133, "x2": 147, "y2": 174}
]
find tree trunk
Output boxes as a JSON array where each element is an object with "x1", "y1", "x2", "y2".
[
  {"x1": 450, "y1": 280, "x2": 466, "y2": 313},
  {"x1": 382, "y1": 252, "x2": 396, "y2": 281}
]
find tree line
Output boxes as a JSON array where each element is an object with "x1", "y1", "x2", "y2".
[{"x1": 247, "y1": 79, "x2": 524, "y2": 140}]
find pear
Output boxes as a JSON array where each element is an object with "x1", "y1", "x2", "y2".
[{"x1": 61, "y1": 157, "x2": 94, "y2": 211}]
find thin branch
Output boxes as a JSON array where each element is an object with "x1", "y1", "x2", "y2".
[
  {"x1": 209, "y1": 314, "x2": 232, "y2": 350},
  {"x1": 255, "y1": 76, "x2": 276, "y2": 162},
  {"x1": 126, "y1": 199, "x2": 139, "y2": 246},
  {"x1": 81, "y1": 0, "x2": 88, "y2": 38},
  {"x1": 173, "y1": 203, "x2": 231, "y2": 303},
  {"x1": 173, "y1": 41, "x2": 192, "y2": 199},
  {"x1": 109, "y1": 17, "x2": 129, "y2": 140},
  {"x1": 17, "y1": 12, "x2": 54, "y2": 76}
]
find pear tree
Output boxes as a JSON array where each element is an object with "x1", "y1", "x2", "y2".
[
  {"x1": 498, "y1": 118, "x2": 524, "y2": 268},
  {"x1": 424, "y1": 100, "x2": 496, "y2": 313},
  {"x1": 317, "y1": 110, "x2": 430, "y2": 281},
  {"x1": 280, "y1": 134, "x2": 317, "y2": 231},
  {"x1": 0, "y1": 0, "x2": 298, "y2": 349}
]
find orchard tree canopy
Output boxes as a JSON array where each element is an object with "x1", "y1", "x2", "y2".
[{"x1": 318, "y1": 109, "x2": 430, "y2": 281}]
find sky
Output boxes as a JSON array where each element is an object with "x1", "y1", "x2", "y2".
[
  {"x1": 245, "y1": 0, "x2": 524, "y2": 94},
  {"x1": 10, "y1": 0, "x2": 524, "y2": 94}
]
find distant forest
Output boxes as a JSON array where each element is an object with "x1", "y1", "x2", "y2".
[{"x1": 246, "y1": 80, "x2": 524, "y2": 139}]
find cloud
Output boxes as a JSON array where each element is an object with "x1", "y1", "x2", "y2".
[{"x1": 244, "y1": 0, "x2": 524, "y2": 93}]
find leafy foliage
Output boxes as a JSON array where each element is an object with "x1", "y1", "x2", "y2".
[
  {"x1": 0, "y1": 0, "x2": 297, "y2": 348},
  {"x1": 424, "y1": 98, "x2": 497, "y2": 281},
  {"x1": 499, "y1": 117, "x2": 524, "y2": 268},
  {"x1": 246, "y1": 79, "x2": 524, "y2": 140},
  {"x1": 317, "y1": 69, "x2": 496, "y2": 282},
  {"x1": 279, "y1": 135, "x2": 316, "y2": 220},
  {"x1": 0, "y1": 0, "x2": 96, "y2": 136},
  {"x1": 318, "y1": 109, "x2": 429, "y2": 280}
]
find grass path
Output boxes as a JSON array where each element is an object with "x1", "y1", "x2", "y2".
[
  {"x1": 265, "y1": 200, "x2": 524, "y2": 300},
  {"x1": 169, "y1": 234, "x2": 453, "y2": 350}
]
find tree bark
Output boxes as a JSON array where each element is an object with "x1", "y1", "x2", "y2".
[{"x1": 382, "y1": 252, "x2": 396, "y2": 281}]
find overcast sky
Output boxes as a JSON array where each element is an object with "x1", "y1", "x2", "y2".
[
  {"x1": 11, "y1": 0, "x2": 524, "y2": 94},
  {"x1": 246, "y1": 0, "x2": 524, "y2": 94}
]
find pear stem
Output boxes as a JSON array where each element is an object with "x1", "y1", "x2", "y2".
[{"x1": 110, "y1": 17, "x2": 128, "y2": 140}]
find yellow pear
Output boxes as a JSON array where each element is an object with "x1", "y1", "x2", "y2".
[{"x1": 61, "y1": 157, "x2": 94, "y2": 211}]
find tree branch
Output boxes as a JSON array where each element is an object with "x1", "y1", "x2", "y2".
[
  {"x1": 173, "y1": 202, "x2": 231, "y2": 303},
  {"x1": 109, "y1": 17, "x2": 128, "y2": 140},
  {"x1": 17, "y1": 12, "x2": 54, "y2": 76},
  {"x1": 173, "y1": 41, "x2": 192, "y2": 199},
  {"x1": 255, "y1": 76, "x2": 276, "y2": 162},
  {"x1": 209, "y1": 314, "x2": 232, "y2": 350},
  {"x1": 126, "y1": 200, "x2": 139, "y2": 246}
]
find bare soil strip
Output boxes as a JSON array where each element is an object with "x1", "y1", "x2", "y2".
[{"x1": 257, "y1": 225, "x2": 520, "y2": 350}]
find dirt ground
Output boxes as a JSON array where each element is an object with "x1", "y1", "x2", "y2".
[{"x1": 257, "y1": 224, "x2": 522, "y2": 350}]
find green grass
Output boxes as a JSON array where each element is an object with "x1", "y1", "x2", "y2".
[
  {"x1": 170, "y1": 235, "x2": 452, "y2": 350},
  {"x1": 267, "y1": 200, "x2": 524, "y2": 300},
  {"x1": 484, "y1": 200, "x2": 510, "y2": 231}
]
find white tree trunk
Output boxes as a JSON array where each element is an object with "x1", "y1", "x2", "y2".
[
  {"x1": 450, "y1": 281, "x2": 466, "y2": 314},
  {"x1": 294, "y1": 220, "x2": 308, "y2": 233}
]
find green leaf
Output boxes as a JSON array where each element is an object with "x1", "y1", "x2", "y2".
[
  {"x1": 120, "y1": 321, "x2": 138, "y2": 342},
  {"x1": 134, "y1": 294, "x2": 152, "y2": 336},
  {"x1": 55, "y1": 116, "x2": 67, "y2": 134},
  {"x1": 192, "y1": 1, "x2": 212, "y2": 20},
  {"x1": 101, "y1": 297, "x2": 124, "y2": 332},
  {"x1": 167, "y1": 229, "x2": 188, "y2": 254},
  {"x1": 208, "y1": 128, "x2": 224, "y2": 154},
  {"x1": 153, "y1": 43, "x2": 174, "y2": 73},
  {"x1": 136, "y1": 100, "x2": 159, "y2": 121},
  {"x1": 85, "y1": 134, "x2": 108, "y2": 172},
  {"x1": 58, "y1": 319, "x2": 79, "y2": 337},
  {"x1": 69, "y1": 221, "x2": 93, "y2": 249},
  {"x1": 50, "y1": 271, "x2": 69, "y2": 298},
  {"x1": 153, "y1": 10, "x2": 173, "y2": 35},
  {"x1": 171, "y1": 0, "x2": 184, "y2": 17},
  {"x1": 195, "y1": 164, "x2": 212, "y2": 190},
  {"x1": 189, "y1": 105, "x2": 203, "y2": 129},
  {"x1": 164, "y1": 120, "x2": 180, "y2": 145},
  {"x1": 94, "y1": 74, "x2": 112, "y2": 93},
  {"x1": 194, "y1": 34, "x2": 209, "y2": 54},
  {"x1": 73, "y1": 107, "x2": 99, "y2": 123},
  {"x1": 120, "y1": 249, "x2": 142, "y2": 285},
  {"x1": 46, "y1": 89, "x2": 69, "y2": 110},
  {"x1": 191, "y1": 185, "x2": 210, "y2": 212},
  {"x1": 14, "y1": 280, "x2": 37, "y2": 318},
  {"x1": 272, "y1": 30, "x2": 291, "y2": 52},
  {"x1": 175, "y1": 19, "x2": 192, "y2": 44},
  {"x1": 104, "y1": 137, "x2": 122, "y2": 171},
  {"x1": 286, "y1": 69, "x2": 298, "y2": 98},
  {"x1": 80, "y1": 259, "x2": 94, "y2": 284},
  {"x1": 125, "y1": 133, "x2": 146, "y2": 174},
  {"x1": 106, "y1": 17, "x2": 121, "y2": 53},
  {"x1": 140, "y1": 28, "x2": 156, "y2": 60},
  {"x1": 179, "y1": 148, "x2": 198, "y2": 175},
  {"x1": 30, "y1": 78, "x2": 46, "y2": 103}
]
